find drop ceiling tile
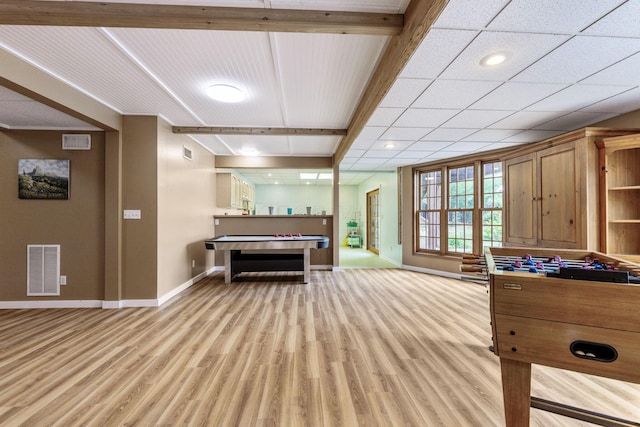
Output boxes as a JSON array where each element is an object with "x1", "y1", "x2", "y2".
[
  {"x1": 384, "y1": 158, "x2": 419, "y2": 166},
  {"x1": 534, "y1": 111, "x2": 618, "y2": 131},
  {"x1": 580, "y1": 87, "x2": 640, "y2": 114},
  {"x1": 400, "y1": 29, "x2": 478, "y2": 79},
  {"x1": 513, "y1": 35, "x2": 640, "y2": 84},
  {"x1": 394, "y1": 108, "x2": 459, "y2": 127},
  {"x1": 580, "y1": 52, "x2": 640, "y2": 86},
  {"x1": 379, "y1": 78, "x2": 432, "y2": 107},
  {"x1": 362, "y1": 150, "x2": 396, "y2": 158},
  {"x1": 380, "y1": 127, "x2": 430, "y2": 141},
  {"x1": 445, "y1": 141, "x2": 493, "y2": 152},
  {"x1": 487, "y1": 0, "x2": 623, "y2": 33},
  {"x1": 489, "y1": 111, "x2": 569, "y2": 129},
  {"x1": 425, "y1": 151, "x2": 462, "y2": 160},
  {"x1": 502, "y1": 130, "x2": 565, "y2": 143},
  {"x1": 471, "y1": 82, "x2": 568, "y2": 110},
  {"x1": 368, "y1": 107, "x2": 405, "y2": 126},
  {"x1": 433, "y1": 0, "x2": 510, "y2": 29},
  {"x1": 583, "y1": 1, "x2": 640, "y2": 37},
  {"x1": 353, "y1": 157, "x2": 389, "y2": 165},
  {"x1": 462, "y1": 128, "x2": 521, "y2": 142},
  {"x1": 409, "y1": 141, "x2": 454, "y2": 151},
  {"x1": 441, "y1": 109, "x2": 513, "y2": 128},
  {"x1": 480, "y1": 142, "x2": 526, "y2": 151},
  {"x1": 525, "y1": 84, "x2": 633, "y2": 112},
  {"x1": 421, "y1": 128, "x2": 476, "y2": 141},
  {"x1": 413, "y1": 80, "x2": 501, "y2": 109},
  {"x1": 343, "y1": 149, "x2": 366, "y2": 158},
  {"x1": 357, "y1": 126, "x2": 388, "y2": 140},
  {"x1": 393, "y1": 150, "x2": 435, "y2": 158},
  {"x1": 350, "y1": 138, "x2": 378, "y2": 150},
  {"x1": 440, "y1": 31, "x2": 569, "y2": 81}
]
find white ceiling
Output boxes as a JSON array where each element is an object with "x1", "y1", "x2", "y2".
[{"x1": 2, "y1": 0, "x2": 640, "y2": 185}]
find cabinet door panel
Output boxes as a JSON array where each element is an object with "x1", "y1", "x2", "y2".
[
  {"x1": 539, "y1": 149, "x2": 576, "y2": 246},
  {"x1": 505, "y1": 155, "x2": 537, "y2": 245}
]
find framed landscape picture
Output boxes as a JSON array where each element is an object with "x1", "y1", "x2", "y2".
[{"x1": 18, "y1": 159, "x2": 70, "y2": 200}]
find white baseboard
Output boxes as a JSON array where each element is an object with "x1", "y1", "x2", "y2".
[
  {"x1": 1, "y1": 266, "x2": 219, "y2": 310},
  {"x1": 0, "y1": 300, "x2": 102, "y2": 309}
]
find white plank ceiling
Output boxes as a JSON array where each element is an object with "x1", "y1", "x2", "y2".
[{"x1": 1, "y1": 0, "x2": 640, "y2": 184}]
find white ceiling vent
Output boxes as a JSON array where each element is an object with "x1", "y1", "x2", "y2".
[
  {"x1": 62, "y1": 134, "x2": 91, "y2": 150},
  {"x1": 27, "y1": 245, "x2": 60, "y2": 296},
  {"x1": 183, "y1": 145, "x2": 193, "y2": 160}
]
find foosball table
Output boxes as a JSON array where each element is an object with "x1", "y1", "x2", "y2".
[{"x1": 485, "y1": 247, "x2": 640, "y2": 426}]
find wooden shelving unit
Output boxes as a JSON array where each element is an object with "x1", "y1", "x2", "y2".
[{"x1": 597, "y1": 133, "x2": 640, "y2": 257}]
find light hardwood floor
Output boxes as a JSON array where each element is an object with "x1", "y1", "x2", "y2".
[{"x1": 0, "y1": 269, "x2": 639, "y2": 426}]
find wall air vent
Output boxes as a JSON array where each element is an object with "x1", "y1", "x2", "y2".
[
  {"x1": 183, "y1": 145, "x2": 193, "y2": 161},
  {"x1": 27, "y1": 245, "x2": 60, "y2": 296},
  {"x1": 62, "y1": 134, "x2": 91, "y2": 150}
]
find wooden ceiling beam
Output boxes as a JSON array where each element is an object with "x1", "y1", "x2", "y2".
[
  {"x1": 173, "y1": 126, "x2": 347, "y2": 136},
  {"x1": 334, "y1": 0, "x2": 450, "y2": 163},
  {"x1": 0, "y1": 1, "x2": 403, "y2": 36}
]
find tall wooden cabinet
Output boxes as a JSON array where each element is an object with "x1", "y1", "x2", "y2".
[
  {"x1": 504, "y1": 128, "x2": 639, "y2": 250},
  {"x1": 596, "y1": 133, "x2": 640, "y2": 259}
]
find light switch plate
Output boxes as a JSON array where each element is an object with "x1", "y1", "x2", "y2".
[{"x1": 123, "y1": 209, "x2": 141, "y2": 219}]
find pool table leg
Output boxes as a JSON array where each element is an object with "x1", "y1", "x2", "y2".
[
  {"x1": 303, "y1": 247, "x2": 310, "y2": 284},
  {"x1": 224, "y1": 250, "x2": 232, "y2": 285}
]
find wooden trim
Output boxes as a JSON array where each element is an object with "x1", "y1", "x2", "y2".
[
  {"x1": 215, "y1": 155, "x2": 332, "y2": 169},
  {"x1": 173, "y1": 126, "x2": 347, "y2": 136},
  {"x1": 334, "y1": 0, "x2": 449, "y2": 163},
  {"x1": 0, "y1": 1, "x2": 403, "y2": 35}
]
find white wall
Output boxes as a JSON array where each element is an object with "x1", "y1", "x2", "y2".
[
  {"x1": 338, "y1": 185, "x2": 359, "y2": 246},
  {"x1": 254, "y1": 184, "x2": 332, "y2": 215},
  {"x1": 358, "y1": 172, "x2": 402, "y2": 266}
]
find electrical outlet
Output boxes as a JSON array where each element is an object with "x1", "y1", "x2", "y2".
[
  {"x1": 60, "y1": 275, "x2": 67, "y2": 285},
  {"x1": 322, "y1": 219, "x2": 327, "y2": 225},
  {"x1": 192, "y1": 259, "x2": 196, "y2": 268},
  {"x1": 214, "y1": 219, "x2": 220, "y2": 225}
]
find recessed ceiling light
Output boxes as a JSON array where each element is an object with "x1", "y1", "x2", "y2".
[
  {"x1": 480, "y1": 52, "x2": 508, "y2": 67},
  {"x1": 300, "y1": 173, "x2": 318, "y2": 180},
  {"x1": 206, "y1": 84, "x2": 246, "y2": 102},
  {"x1": 318, "y1": 173, "x2": 333, "y2": 180},
  {"x1": 384, "y1": 143, "x2": 396, "y2": 148}
]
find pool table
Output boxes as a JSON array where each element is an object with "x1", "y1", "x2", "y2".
[{"x1": 205, "y1": 234, "x2": 330, "y2": 284}]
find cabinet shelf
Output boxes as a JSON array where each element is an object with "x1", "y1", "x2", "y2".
[{"x1": 597, "y1": 133, "x2": 640, "y2": 256}]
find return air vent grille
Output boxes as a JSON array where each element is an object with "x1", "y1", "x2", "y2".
[
  {"x1": 27, "y1": 245, "x2": 60, "y2": 296},
  {"x1": 62, "y1": 134, "x2": 91, "y2": 150},
  {"x1": 183, "y1": 145, "x2": 193, "y2": 160}
]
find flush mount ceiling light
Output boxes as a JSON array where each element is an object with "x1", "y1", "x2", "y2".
[
  {"x1": 480, "y1": 52, "x2": 508, "y2": 67},
  {"x1": 206, "y1": 84, "x2": 246, "y2": 102}
]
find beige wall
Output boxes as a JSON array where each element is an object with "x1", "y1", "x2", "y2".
[
  {"x1": 0, "y1": 130, "x2": 106, "y2": 300},
  {"x1": 400, "y1": 166, "x2": 461, "y2": 274},
  {"x1": 121, "y1": 116, "x2": 159, "y2": 299},
  {"x1": 157, "y1": 119, "x2": 216, "y2": 297}
]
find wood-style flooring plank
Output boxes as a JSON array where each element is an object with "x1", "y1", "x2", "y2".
[{"x1": 0, "y1": 269, "x2": 639, "y2": 426}]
